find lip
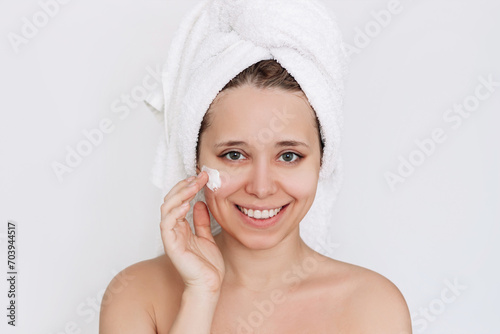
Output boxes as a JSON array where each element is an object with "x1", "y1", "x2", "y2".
[{"x1": 234, "y1": 203, "x2": 289, "y2": 229}]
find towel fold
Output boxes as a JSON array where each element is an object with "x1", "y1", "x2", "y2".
[{"x1": 145, "y1": 0, "x2": 349, "y2": 258}]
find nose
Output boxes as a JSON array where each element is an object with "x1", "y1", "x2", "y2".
[{"x1": 244, "y1": 159, "x2": 278, "y2": 199}]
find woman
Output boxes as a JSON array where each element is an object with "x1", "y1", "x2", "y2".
[
  {"x1": 100, "y1": 59, "x2": 412, "y2": 333},
  {"x1": 100, "y1": 1, "x2": 412, "y2": 333}
]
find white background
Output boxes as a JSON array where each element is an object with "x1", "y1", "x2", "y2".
[{"x1": 1, "y1": 0, "x2": 498, "y2": 333}]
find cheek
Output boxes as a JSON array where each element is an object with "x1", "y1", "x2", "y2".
[
  {"x1": 202, "y1": 177, "x2": 242, "y2": 229},
  {"x1": 203, "y1": 170, "x2": 243, "y2": 209},
  {"x1": 279, "y1": 168, "x2": 318, "y2": 199}
]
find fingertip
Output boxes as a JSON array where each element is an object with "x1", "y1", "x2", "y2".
[{"x1": 193, "y1": 201, "x2": 205, "y2": 209}]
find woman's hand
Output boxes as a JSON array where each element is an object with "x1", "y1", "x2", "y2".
[{"x1": 160, "y1": 171, "x2": 225, "y2": 295}]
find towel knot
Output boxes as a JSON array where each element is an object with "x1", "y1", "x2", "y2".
[{"x1": 212, "y1": 0, "x2": 348, "y2": 98}]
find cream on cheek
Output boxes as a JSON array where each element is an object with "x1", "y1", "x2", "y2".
[
  {"x1": 201, "y1": 168, "x2": 245, "y2": 229},
  {"x1": 203, "y1": 167, "x2": 245, "y2": 204},
  {"x1": 201, "y1": 165, "x2": 222, "y2": 192}
]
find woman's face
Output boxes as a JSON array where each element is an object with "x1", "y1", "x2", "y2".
[{"x1": 197, "y1": 84, "x2": 322, "y2": 250}]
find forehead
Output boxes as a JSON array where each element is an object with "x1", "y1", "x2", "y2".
[{"x1": 205, "y1": 85, "x2": 318, "y2": 143}]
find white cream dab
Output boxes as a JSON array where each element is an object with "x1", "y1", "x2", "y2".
[{"x1": 201, "y1": 165, "x2": 222, "y2": 192}]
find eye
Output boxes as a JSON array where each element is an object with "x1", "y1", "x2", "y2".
[
  {"x1": 222, "y1": 151, "x2": 246, "y2": 161},
  {"x1": 278, "y1": 152, "x2": 302, "y2": 164}
]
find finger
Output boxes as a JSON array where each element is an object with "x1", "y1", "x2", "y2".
[
  {"x1": 165, "y1": 175, "x2": 196, "y2": 201},
  {"x1": 180, "y1": 171, "x2": 209, "y2": 204},
  {"x1": 168, "y1": 218, "x2": 191, "y2": 251},
  {"x1": 188, "y1": 170, "x2": 208, "y2": 189},
  {"x1": 193, "y1": 201, "x2": 214, "y2": 242},
  {"x1": 161, "y1": 202, "x2": 190, "y2": 236},
  {"x1": 161, "y1": 186, "x2": 198, "y2": 220},
  {"x1": 175, "y1": 172, "x2": 209, "y2": 213},
  {"x1": 163, "y1": 175, "x2": 197, "y2": 202},
  {"x1": 161, "y1": 172, "x2": 209, "y2": 218},
  {"x1": 161, "y1": 179, "x2": 195, "y2": 218},
  {"x1": 169, "y1": 170, "x2": 207, "y2": 199}
]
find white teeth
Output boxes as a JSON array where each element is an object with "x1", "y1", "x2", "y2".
[{"x1": 238, "y1": 205, "x2": 283, "y2": 219}]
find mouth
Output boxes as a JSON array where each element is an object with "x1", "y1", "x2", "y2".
[{"x1": 234, "y1": 203, "x2": 290, "y2": 229}]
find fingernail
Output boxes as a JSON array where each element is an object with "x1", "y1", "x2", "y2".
[{"x1": 186, "y1": 176, "x2": 195, "y2": 182}]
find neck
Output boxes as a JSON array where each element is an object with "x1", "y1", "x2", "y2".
[{"x1": 214, "y1": 227, "x2": 314, "y2": 293}]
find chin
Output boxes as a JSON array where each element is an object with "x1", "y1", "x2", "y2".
[
  {"x1": 215, "y1": 203, "x2": 300, "y2": 251},
  {"x1": 227, "y1": 229, "x2": 286, "y2": 250}
]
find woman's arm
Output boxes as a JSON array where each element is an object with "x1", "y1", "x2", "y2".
[
  {"x1": 99, "y1": 280, "x2": 220, "y2": 334},
  {"x1": 159, "y1": 172, "x2": 225, "y2": 332},
  {"x1": 99, "y1": 258, "x2": 221, "y2": 334},
  {"x1": 168, "y1": 288, "x2": 220, "y2": 333},
  {"x1": 101, "y1": 172, "x2": 224, "y2": 332}
]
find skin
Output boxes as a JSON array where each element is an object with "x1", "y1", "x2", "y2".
[{"x1": 100, "y1": 84, "x2": 413, "y2": 333}]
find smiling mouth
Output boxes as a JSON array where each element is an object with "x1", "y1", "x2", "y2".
[{"x1": 235, "y1": 204, "x2": 289, "y2": 219}]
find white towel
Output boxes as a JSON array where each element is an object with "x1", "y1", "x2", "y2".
[{"x1": 145, "y1": 0, "x2": 349, "y2": 258}]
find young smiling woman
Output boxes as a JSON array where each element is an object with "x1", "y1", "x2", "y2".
[{"x1": 99, "y1": 60, "x2": 412, "y2": 333}]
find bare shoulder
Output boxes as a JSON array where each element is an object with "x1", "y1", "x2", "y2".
[
  {"x1": 322, "y1": 258, "x2": 412, "y2": 333},
  {"x1": 99, "y1": 254, "x2": 184, "y2": 334}
]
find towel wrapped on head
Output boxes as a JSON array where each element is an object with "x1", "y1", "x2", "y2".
[{"x1": 145, "y1": 0, "x2": 349, "y2": 258}]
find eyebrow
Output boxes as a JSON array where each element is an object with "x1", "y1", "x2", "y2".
[{"x1": 214, "y1": 140, "x2": 310, "y2": 149}]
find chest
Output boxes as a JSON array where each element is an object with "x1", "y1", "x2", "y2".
[{"x1": 209, "y1": 287, "x2": 345, "y2": 334}]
